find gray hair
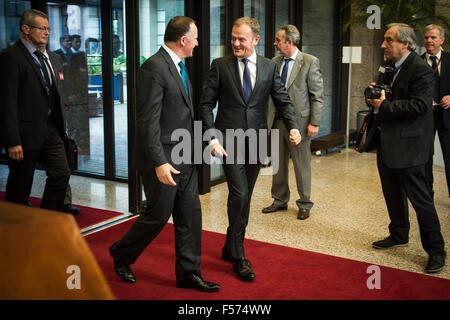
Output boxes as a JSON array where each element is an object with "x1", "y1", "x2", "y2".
[
  {"x1": 20, "y1": 9, "x2": 48, "y2": 31},
  {"x1": 386, "y1": 23, "x2": 417, "y2": 51},
  {"x1": 424, "y1": 24, "x2": 445, "y2": 38},
  {"x1": 279, "y1": 24, "x2": 301, "y2": 46}
]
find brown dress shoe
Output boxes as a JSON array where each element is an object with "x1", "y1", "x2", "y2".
[
  {"x1": 262, "y1": 203, "x2": 287, "y2": 214},
  {"x1": 297, "y1": 208, "x2": 310, "y2": 220}
]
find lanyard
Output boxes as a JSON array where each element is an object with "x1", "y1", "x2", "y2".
[{"x1": 31, "y1": 54, "x2": 50, "y2": 88}]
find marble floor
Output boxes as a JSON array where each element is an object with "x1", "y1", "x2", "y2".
[{"x1": 0, "y1": 148, "x2": 449, "y2": 280}]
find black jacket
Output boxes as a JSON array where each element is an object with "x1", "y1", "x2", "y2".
[
  {"x1": 377, "y1": 51, "x2": 435, "y2": 169},
  {"x1": 0, "y1": 40, "x2": 66, "y2": 151}
]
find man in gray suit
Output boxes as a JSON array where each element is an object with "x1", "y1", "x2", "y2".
[
  {"x1": 262, "y1": 25, "x2": 324, "y2": 220},
  {"x1": 109, "y1": 16, "x2": 220, "y2": 292}
]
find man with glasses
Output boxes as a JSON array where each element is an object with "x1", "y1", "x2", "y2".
[
  {"x1": 262, "y1": 25, "x2": 324, "y2": 220},
  {"x1": 0, "y1": 9, "x2": 70, "y2": 212},
  {"x1": 367, "y1": 23, "x2": 446, "y2": 273}
]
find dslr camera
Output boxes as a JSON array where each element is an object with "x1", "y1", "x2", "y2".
[
  {"x1": 364, "y1": 84, "x2": 391, "y2": 100},
  {"x1": 364, "y1": 65, "x2": 394, "y2": 100}
]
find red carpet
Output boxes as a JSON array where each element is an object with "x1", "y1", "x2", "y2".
[
  {"x1": 0, "y1": 192, "x2": 123, "y2": 229},
  {"x1": 86, "y1": 217, "x2": 450, "y2": 300}
]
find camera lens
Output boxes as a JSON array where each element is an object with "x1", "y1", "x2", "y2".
[{"x1": 364, "y1": 87, "x2": 381, "y2": 99}]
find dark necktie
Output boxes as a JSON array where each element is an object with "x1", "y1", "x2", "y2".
[
  {"x1": 34, "y1": 50, "x2": 52, "y2": 88},
  {"x1": 178, "y1": 61, "x2": 189, "y2": 96},
  {"x1": 242, "y1": 58, "x2": 252, "y2": 103},
  {"x1": 430, "y1": 56, "x2": 440, "y2": 103},
  {"x1": 281, "y1": 58, "x2": 292, "y2": 86}
]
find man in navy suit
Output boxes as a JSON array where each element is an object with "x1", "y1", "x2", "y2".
[
  {"x1": 367, "y1": 23, "x2": 445, "y2": 273},
  {"x1": 200, "y1": 17, "x2": 301, "y2": 281},
  {"x1": 0, "y1": 9, "x2": 70, "y2": 211},
  {"x1": 423, "y1": 24, "x2": 450, "y2": 199}
]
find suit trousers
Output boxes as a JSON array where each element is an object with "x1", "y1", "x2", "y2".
[
  {"x1": 222, "y1": 138, "x2": 261, "y2": 260},
  {"x1": 110, "y1": 164, "x2": 202, "y2": 277},
  {"x1": 425, "y1": 109, "x2": 450, "y2": 197},
  {"x1": 377, "y1": 151, "x2": 445, "y2": 256},
  {"x1": 6, "y1": 120, "x2": 70, "y2": 211},
  {"x1": 271, "y1": 119, "x2": 313, "y2": 210}
]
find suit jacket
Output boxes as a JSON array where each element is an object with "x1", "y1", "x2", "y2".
[
  {"x1": 53, "y1": 48, "x2": 73, "y2": 67},
  {"x1": 421, "y1": 51, "x2": 450, "y2": 129},
  {"x1": 132, "y1": 47, "x2": 194, "y2": 172},
  {"x1": 200, "y1": 54, "x2": 299, "y2": 137},
  {"x1": 377, "y1": 51, "x2": 434, "y2": 169},
  {"x1": 0, "y1": 40, "x2": 66, "y2": 152},
  {"x1": 267, "y1": 51, "x2": 324, "y2": 136}
]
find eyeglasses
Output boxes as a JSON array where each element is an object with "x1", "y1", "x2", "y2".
[{"x1": 27, "y1": 24, "x2": 51, "y2": 32}]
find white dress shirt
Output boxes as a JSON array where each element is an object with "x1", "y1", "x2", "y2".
[
  {"x1": 425, "y1": 50, "x2": 442, "y2": 75},
  {"x1": 162, "y1": 44, "x2": 184, "y2": 79}
]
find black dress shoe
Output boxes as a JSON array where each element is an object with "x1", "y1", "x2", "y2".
[
  {"x1": 63, "y1": 204, "x2": 81, "y2": 215},
  {"x1": 113, "y1": 261, "x2": 136, "y2": 283},
  {"x1": 425, "y1": 254, "x2": 446, "y2": 274},
  {"x1": 372, "y1": 236, "x2": 408, "y2": 249},
  {"x1": 262, "y1": 203, "x2": 287, "y2": 214},
  {"x1": 222, "y1": 248, "x2": 252, "y2": 266},
  {"x1": 177, "y1": 274, "x2": 220, "y2": 292},
  {"x1": 233, "y1": 259, "x2": 255, "y2": 281}
]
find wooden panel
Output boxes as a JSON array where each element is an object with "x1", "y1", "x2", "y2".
[{"x1": 0, "y1": 201, "x2": 115, "y2": 300}]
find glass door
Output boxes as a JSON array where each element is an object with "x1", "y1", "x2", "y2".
[
  {"x1": 112, "y1": 1, "x2": 127, "y2": 178},
  {"x1": 210, "y1": 0, "x2": 226, "y2": 182},
  {"x1": 47, "y1": 1, "x2": 105, "y2": 175}
]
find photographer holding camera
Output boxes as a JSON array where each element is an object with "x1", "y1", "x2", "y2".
[{"x1": 366, "y1": 23, "x2": 446, "y2": 273}]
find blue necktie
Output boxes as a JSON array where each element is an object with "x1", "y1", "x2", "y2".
[
  {"x1": 242, "y1": 58, "x2": 252, "y2": 103},
  {"x1": 178, "y1": 61, "x2": 189, "y2": 96},
  {"x1": 281, "y1": 58, "x2": 292, "y2": 86}
]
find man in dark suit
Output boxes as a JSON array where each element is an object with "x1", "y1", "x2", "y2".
[
  {"x1": 109, "y1": 16, "x2": 220, "y2": 292},
  {"x1": 422, "y1": 24, "x2": 450, "y2": 198},
  {"x1": 200, "y1": 17, "x2": 301, "y2": 281},
  {"x1": 368, "y1": 23, "x2": 446, "y2": 273},
  {"x1": 0, "y1": 9, "x2": 70, "y2": 212},
  {"x1": 53, "y1": 35, "x2": 73, "y2": 68}
]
